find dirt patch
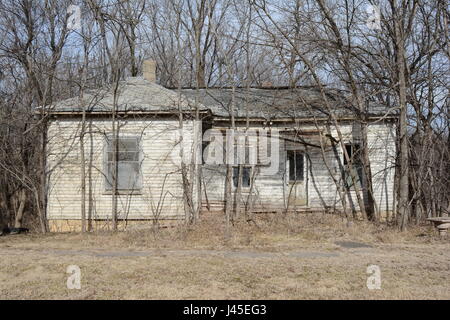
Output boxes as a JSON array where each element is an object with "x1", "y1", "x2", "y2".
[
  {"x1": 0, "y1": 247, "x2": 342, "y2": 259},
  {"x1": 335, "y1": 241, "x2": 373, "y2": 249}
]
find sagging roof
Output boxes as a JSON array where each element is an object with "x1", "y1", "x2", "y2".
[{"x1": 50, "y1": 77, "x2": 395, "y2": 120}]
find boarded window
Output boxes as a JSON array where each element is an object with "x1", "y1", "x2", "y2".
[
  {"x1": 287, "y1": 150, "x2": 304, "y2": 182},
  {"x1": 105, "y1": 136, "x2": 142, "y2": 191},
  {"x1": 343, "y1": 143, "x2": 363, "y2": 188},
  {"x1": 233, "y1": 166, "x2": 251, "y2": 188}
]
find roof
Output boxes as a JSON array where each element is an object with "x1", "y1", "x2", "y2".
[
  {"x1": 50, "y1": 77, "x2": 208, "y2": 113},
  {"x1": 179, "y1": 87, "x2": 393, "y2": 120},
  {"x1": 50, "y1": 77, "x2": 395, "y2": 120}
]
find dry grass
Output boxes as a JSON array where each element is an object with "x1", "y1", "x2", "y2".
[{"x1": 0, "y1": 213, "x2": 448, "y2": 300}]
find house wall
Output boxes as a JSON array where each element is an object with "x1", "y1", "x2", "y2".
[
  {"x1": 201, "y1": 121, "x2": 397, "y2": 215},
  {"x1": 47, "y1": 117, "x2": 199, "y2": 229},
  {"x1": 306, "y1": 121, "x2": 397, "y2": 214},
  {"x1": 47, "y1": 116, "x2": 396, "y2": 230}
]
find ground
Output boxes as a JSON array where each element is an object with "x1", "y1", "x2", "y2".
[{"x1": 0, "y1": 213, "x2": 449, "y2": 299}]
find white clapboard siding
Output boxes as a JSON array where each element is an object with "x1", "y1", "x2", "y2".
[
  {"x1": 202, "y1": 121, "x2": 396, "y2": 214},
  {"x1": 48, "y1": 117, "x2": 396, "y2": 219},
  {"x1": 47, "y1": 118, "x2": 199, "y2": 220}
]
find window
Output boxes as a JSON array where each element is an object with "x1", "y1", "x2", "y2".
[
  {"x1": 233, "y1": 134, "x2": 258, "y2": 166},
  {"x1": 105, "y1": 136, "x2": 142, "y2": 191},
  {"x1": 343, "y1": 143, "x2": 363, "y2": 188},
  {"x1": 287, "y1": 150, "x2": 304, "y2": 182},
  {"x1": 233, "y1": 166, "x2": 251, "y2": 188}
]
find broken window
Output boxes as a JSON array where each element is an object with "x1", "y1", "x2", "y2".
[
  {"x1": 105, "y1": 136, "x2": 142, "y2": 191},
  {"x1": 287, "y1": 150, "x2": 304, "y2": 182}
]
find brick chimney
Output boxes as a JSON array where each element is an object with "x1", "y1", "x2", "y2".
[{"x1": 143, "y1": 60, "x2": 156, "y2": 82}]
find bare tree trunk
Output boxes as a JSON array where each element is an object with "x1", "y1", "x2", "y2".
[
  {"x1": 111, "y1": 77, "x2": 120, "y2": 231},
  {"x1": 14, "y1": 188, "x2": 26, "y2": 228},
  {"x1": 394, "y1": 10, "x2": 410, "y2": 231},
  {"x1": 80, "y1": 121, "x2": 86, "y2": 233},
  {"x1": 360, "y1": 122, "x2": 377, "y2": 221},
  {"x1": 111, "y1": 105, "x2": 118, "y2": 231},
  {"x1": 39, "y1": 123, "x2": 48, "y2": 233},
  {"x1": 88, "y1": 124, "x2": 94, "y2": 231}
]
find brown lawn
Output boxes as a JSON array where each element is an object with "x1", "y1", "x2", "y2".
[{"x1": 0, "y1": 213, "x2": 448, "y2": 299}]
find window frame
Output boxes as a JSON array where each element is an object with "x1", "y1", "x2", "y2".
[
  {"x1": 232, "y1": 166, "x2": 252, "y2": 189},
  {"x1": 104, "y1": 135, "x2": 143, "y2": 192},
  {"x1": 287, "y1": 150, "x2": 304, "y2": 183}
]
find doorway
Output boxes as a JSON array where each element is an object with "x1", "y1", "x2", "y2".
[{"x1": 286, "y1": 150, "x2": 307, "y2": 206}]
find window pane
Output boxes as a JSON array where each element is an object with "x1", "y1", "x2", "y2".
[
  {"x1": 242, "y1": 167, "x2": 251, "y2": 187},
  {"x1": 232, "y1": 166, "x2": 251, "y2": 188},
  {"x1": 107, "y1": 137, "x2": 139, "y2": 152},
  {"x1": 118, "y1": 138, "x2": 138, "y2": 152},
  {"x1": 344, "y1": 144, "x2": 352, "y2": 165},
  {"x1": 117, "y1": 162, "x2": 140, "y2": 190},
  {"x1": 295, "y1": 152, "x2": 304, "y2": 181},
  {"x1": 288, "y1": 151, "x2": 303, "y2": 182},
  {"x1": 232, "y1": 167, "x2": 239, "y2": 188},
  {"x1": 357, "y1": 165, "x2": 363, "y2": 185},
  {"x1": 288, "y1": 151, "x2": 295, "y2": 181},
  {"x1": 106, "y1": 162, "x2": 141, "y2": 190},
  {"x1": 105, "y1": 163, "x2": 113, "y2": 190},
  {"x1": 118, "y1": 152, "x2": 139, "y2": 161},
  {"x1": 105, "y1": 137, "x2": 141, "y2": 191},
  {"x1": 108, "y1": 152, "x2": 139, "y2": 162}
]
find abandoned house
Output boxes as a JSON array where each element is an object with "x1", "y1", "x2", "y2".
[{"x1": 46, "y1": 60, "x2": 397, "y2": 231}]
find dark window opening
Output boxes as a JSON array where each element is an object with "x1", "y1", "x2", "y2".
[
  {"x1": 233, "y1": 166, "x2": 251, "y2": 188},
  {"x1": 287, "y1": 150, "x2": 304, "y2": 182}
]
